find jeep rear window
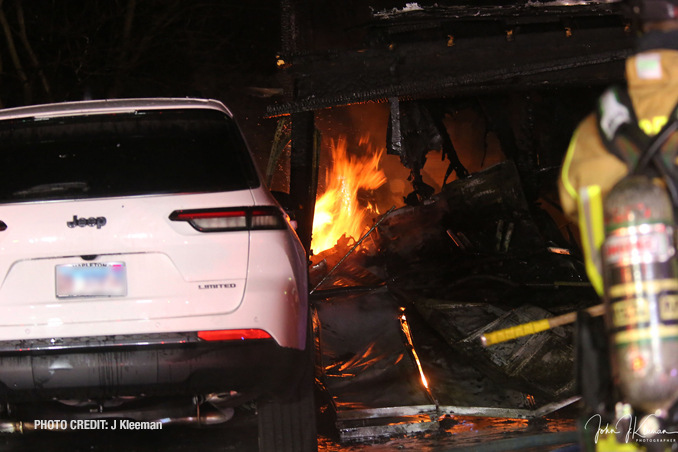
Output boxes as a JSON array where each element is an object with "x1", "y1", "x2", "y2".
[{"x1": 0, "y1": 109, "x2": 260, "y2": 203}]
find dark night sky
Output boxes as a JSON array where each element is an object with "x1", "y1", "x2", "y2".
[
  {"x1": 0, "y1": 0, "x2": 599, "y2": 175},
  {"x1": 1, "y1": 1, "x2": 538, "y2": 106},
  {"x1": 0, "y1": 0, "x2": 280, "y2": 103},
  {"x1": 0, "y1": 0, "x2": 282, "y2": 166}
]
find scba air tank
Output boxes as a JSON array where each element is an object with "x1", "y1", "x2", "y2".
[{"x1": 602, "y1": 175, "x2": 678, "y2": 413}]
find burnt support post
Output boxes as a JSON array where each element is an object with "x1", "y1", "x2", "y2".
[
  {"x1": 281, "y1": 0, "x2": 317, "y2": 256},
  {"x1": 290, "y1": 111, "x2": 317, "y2": 255}
]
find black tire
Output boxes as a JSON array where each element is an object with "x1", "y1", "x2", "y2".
[{"x1": 257, "y1": 318, "x2": 317, "y2": 452}]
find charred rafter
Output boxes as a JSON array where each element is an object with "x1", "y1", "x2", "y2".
[
  {"x1": 268, "y1": 24, "x2": 632, "y2": 116},
  {"x1": 371, "y1": 2, "x2": 625, "y2": 23}
]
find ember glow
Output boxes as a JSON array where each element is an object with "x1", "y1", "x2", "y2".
[
  {"x1": 311, "y1": 135, "x2": 386, "y2": 253},
  {"x1": 400, "y1": 314, "x2": 432, "y2": 392}
]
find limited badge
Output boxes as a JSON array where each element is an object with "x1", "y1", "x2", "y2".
[{"x1": 636, "y1": 53, "x2": 662, "y2": 80}]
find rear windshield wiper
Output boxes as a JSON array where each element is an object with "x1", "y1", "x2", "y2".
[{"x1": 12, "y1": 182, "x2": 90, "y2": 197}]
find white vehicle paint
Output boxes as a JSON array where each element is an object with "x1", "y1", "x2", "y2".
[{"x1": 0, "y1": 98, "x2": 308, "y2": 350}]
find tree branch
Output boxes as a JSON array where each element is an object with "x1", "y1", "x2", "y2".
[
  {"x1": 16, "y1": 0, "x2": 51, "y2": 101},
  {"x1": 108, "y1": 0, "x2": 136, "y2": 98},
  {"x1": 0, "y1": 0, "x2": 30, "y2": 104}
]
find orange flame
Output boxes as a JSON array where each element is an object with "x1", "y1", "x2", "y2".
[{"x1": 311, "y1": 135, "x2": 386, "y2": 253}]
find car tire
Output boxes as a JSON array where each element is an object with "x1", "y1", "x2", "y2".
[{"x1": 257, "y1": 317, "x2": 317, "y2": 452}]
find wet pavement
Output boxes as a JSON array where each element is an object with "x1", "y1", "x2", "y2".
[
  {"x1": 0, "y1": 407, "x2": 577, "y2": 452},
  {"x1": 0, "y1": 287, "x2": 583, "y2": 451}
]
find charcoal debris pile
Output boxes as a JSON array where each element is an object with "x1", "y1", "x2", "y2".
[{"x1": 311, "y1": 160, "x2": 595, "y2": 441}]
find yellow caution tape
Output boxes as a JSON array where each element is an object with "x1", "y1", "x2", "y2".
[{"x1": 481, "y1": 319, "x2": 551, "y2": 346}]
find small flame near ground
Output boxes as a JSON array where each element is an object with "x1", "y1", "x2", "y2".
[{"x1": 311, "y1": 135, "x2": 387, "y2": 253}]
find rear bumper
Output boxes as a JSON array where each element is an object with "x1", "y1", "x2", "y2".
[{"x1": 0, "y1": 336, "x2": 307, "y2": 403}]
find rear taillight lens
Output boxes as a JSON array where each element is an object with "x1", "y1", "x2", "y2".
[
  {"x1": 169, "y1": 207, "x2": 286, "y2": 232},
  {"x1": 251, "y1": 208, "x2": 287, "y2": 229},
  {"x1": 198, "y1": 329, "x2": 271, "y2": 341}
]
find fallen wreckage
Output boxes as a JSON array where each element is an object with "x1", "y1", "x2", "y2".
[{"x1": 310, "y1": 160, "x2": 596, "y2": 442}]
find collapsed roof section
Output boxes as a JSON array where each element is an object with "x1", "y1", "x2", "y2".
[
  {"x1": 372, "y1": 0, "x2": 624, "y2": 20},
  {"x1": 269, "y1": 0, "x2": 633, "y2": 116}
]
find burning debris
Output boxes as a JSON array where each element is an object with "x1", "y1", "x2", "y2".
[
  {"x1": 310, "y1": 157, "x2": 597, "y2": 413},
  {"x1": 387, "y1": 100, "x2": 468, "y2": 206},
  {"x1": 312, "y1": 136, "x2": 386, "y2": 253},
  {"x1": 267, "y1": 0, "x2": 636, "y2": 446}
]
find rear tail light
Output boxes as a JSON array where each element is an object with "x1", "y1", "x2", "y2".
[
  {"x1": 251, "y1": 208, "x2": 287, "y2": 229},
  {"x1": 169, "y1": 207, "x2": 286, "y2": 232},
  {"x1": 197, "y1": 329, "x2": 272, "y2": 341}
]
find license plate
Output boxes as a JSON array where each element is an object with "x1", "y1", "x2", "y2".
[{"x1": 55, "y1": 262, "x2": 127, "y2": 298}]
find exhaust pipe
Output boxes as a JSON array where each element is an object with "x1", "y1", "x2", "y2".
[{"x1": 157, "y1": 408, "x2": 235, "y2": 426}]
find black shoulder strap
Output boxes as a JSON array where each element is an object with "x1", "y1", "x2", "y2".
[
  {"x1": 596, "y1": 86, "x2": 647, "y2": 170},
  {"x1": 596, "y1": 85, "x2": 678, "y2": 207}
]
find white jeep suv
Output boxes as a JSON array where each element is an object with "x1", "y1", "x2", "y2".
[{"x1": 0, "y1": 98, "x2": 316, "y2": 451}]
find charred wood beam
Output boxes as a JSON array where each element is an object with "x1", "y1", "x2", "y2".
[
  {"x1": 372, "y1": 2, "x2": 625, "y2": 22},
  {"x1": 289, "y1": 111, "x2": 317, "y2": 256},
  {"x1": 426, "y1": 101, "x2": 468, "y2": 183},
  {"x1": 387, "y1": 99, "x2": 467, "y2": 201},
  {"x1": 280, "y1": 0, "x2": 313, "y2": 53},
  {"x1": 280, "y1": 0, "x2": 296, "y2": 53},
  {"x1": 268, "y1": 26, "x2": 632, "y2": 116},
  {"x1": 269, "y1": 51, "x2": 629, "y2": 115},
  {"x1": 389, "y1": 97, "x2": 402, "y2": 156},
  {"x1": 514, "y1": 94, "x2": 539, "y2": 202},
  {"x1": 280, "y1": 0, "x2": 316, "y2": 103},
  {"x1": 479, "y1": 97, "x2": 519, "y2": 162}
]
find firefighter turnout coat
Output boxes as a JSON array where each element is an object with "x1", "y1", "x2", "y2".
[{"x1": 559, "y1": 41, "x2": 678, "y2": 295}]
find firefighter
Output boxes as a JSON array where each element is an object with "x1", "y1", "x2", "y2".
[
  {"x1": 560, "y1": 2, "x2": 678, "y2": 449},
  {"x1": 559, "y1": 0, "x2": 678, "y2": 296}
]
